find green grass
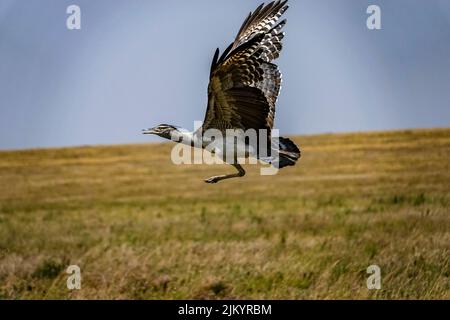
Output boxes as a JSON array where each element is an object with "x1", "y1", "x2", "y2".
[{"x1": 0, "y1": 128, "x2": 449, "y2": 299}]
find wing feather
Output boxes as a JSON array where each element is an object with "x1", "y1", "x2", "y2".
[{"x1": 203, "y1": 1, "x2": 288, "y2": 134}]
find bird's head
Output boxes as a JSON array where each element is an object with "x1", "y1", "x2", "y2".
[{"x1": 143, "y1": 124, "x2": 181, "y2": 141}]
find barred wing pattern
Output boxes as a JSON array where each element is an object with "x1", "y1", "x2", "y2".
[{"x1": 203, "y1": 0, "x2": 288, "y2": 134}]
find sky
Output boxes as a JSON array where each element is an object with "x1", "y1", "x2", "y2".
[{"x1": 1, "y1": 0, "x2": 450, "y2": 150}]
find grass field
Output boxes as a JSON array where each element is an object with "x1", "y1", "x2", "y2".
[{"x1": 0, "y1": 128, "x2": 449, "y2": 299}]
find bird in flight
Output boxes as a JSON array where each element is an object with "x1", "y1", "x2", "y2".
[{"x1": 144, "y1": 1, "x2": 300, "y2": 183}]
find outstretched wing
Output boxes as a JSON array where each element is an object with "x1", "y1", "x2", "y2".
[{"x1": 203, "y1": 0, "x2": 288, "y2": 133}]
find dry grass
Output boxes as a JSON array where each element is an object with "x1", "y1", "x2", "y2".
[{"x1": 0, "y1": 128, "x2": 449, "y2": 299}]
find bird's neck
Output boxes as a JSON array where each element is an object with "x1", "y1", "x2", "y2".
[{"x1": 171, "y1": 128, "x2": 201, "y2": 147}]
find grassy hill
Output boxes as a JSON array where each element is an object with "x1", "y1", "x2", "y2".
[{"x1": 0, "y1": 128, "x2": 449, "y2": 299}]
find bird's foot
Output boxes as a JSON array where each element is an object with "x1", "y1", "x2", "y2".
[{"x1": 204, "y1": 176, "x2": 221, "y2": 184}]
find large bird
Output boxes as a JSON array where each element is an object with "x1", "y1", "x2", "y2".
[{"x1": 144, "y1": 1, "x2": 301, "y2": 183}]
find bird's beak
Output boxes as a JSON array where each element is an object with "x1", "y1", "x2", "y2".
[{"x1": 142, "y1": 128, "x2": 157, "y2": 135}]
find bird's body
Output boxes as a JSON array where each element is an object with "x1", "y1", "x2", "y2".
[{"x1": 145, "y1": 1, "x2": 301, "y2": 183}]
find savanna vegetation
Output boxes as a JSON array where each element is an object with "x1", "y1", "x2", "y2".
[{"x1": 0, "y1": 128, "x2": 449, "y2": 299}]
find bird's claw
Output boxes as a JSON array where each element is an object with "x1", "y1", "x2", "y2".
[{"x1": 204, "y1": 177, "x2": 220, "y2": 184}]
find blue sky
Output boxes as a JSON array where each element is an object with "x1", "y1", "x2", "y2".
[{"x1": 1, "y1": 0, "x2": 450, "y2": 149}]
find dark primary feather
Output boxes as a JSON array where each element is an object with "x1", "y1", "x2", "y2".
[
  {"x1": 233, "y1": 0, "x2": 288, "y2": 50},
  {"x1": 203, "y1": 1, "x2": 289, "y2": 134},
  {"x1": 210, "y1": 48, "x2": 220, "y2": 79},
  {"x1": 205, "y1": 34, "x2": 268, "y2": 131},
  {"x1": 276, "y1": 137, "x2": 301, "y2": 168}
]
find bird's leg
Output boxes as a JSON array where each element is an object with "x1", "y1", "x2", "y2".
[{"x1": 204, "y1": 164, "x2": 246, "y2": 184}]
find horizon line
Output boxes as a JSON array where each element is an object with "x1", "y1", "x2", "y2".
[{"x1": 1, "y1": 126, "x2": 449, "y2": 153}]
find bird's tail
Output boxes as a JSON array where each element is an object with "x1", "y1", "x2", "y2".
[
  {"x1": 273, "y1": 137, "x2": 301, "y2": 169},
  {"x1": 259, "y1": 137, "x2": 301, "y2": 169}
]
